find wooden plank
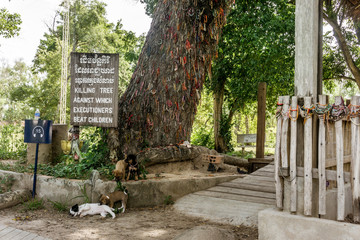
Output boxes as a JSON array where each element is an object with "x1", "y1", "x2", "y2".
[
  {"x1": 325, "y1": 155, "x2": 352, "y2": 168},
  {"x1": 256, "y1": 82, "x2": 267, "y2": 159},
  {"x1": 207, "y1": 186, "x2": 275, "y2": 199},
  {"x1": 219, "y1": 182, "x2": 275, "y2": 193},
  {"x1": 351, "y1": 96, "x2": 360, "y2": 222},
  {"x1": 303, "y1": 96, "x2": 313, "y2": 216},
  {"x1": 275, "y1": 96, "x2": 284, "y2": 209},
  {"x1": 281, "y1": 96, "x2": 290, "y2": 168},
  {"x1": 22, "y1": 232, "x2": 39, "y2": 240},
  {"x1": 4, "y1": 229, "x2": 23, "y2": 239},
  {"x1": 244, "y1": 175, "x2": 275, "y2": 182},
  {"x1": 0, "y1": 226, "x2": 16, "y2": 238},
  {"x1": 335, "y1": 96, "x2": 345, "y2": 221},
  {"x1": 290, "y1": 96, "x2": 298, "y2": 213},
  {"x1": 12, "y1": 230, "x2": 33, "y2": 240},
  {"x1": 318, "y1": 95, "x2": 327, "y2": 215},
  {"x1": 279, "y1": 166, "x2": 351, "y2": 182},
  {"x1": 193, "y1": 190, "x2": 275, "y2": 205},
  {"x1": 0, "y1": 225, "x2": 6, "y2": 231},
  {"x1": 231, "y1": 179, "x2": 275, "y2": 189},
  {"x1": 70, "y1": 53, "x2": 119, "y2": 127},
  {"x1": 250, "y1": 171, "x2": 274, "y2": 178}
]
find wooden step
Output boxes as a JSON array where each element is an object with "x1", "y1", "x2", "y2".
[
  {"x1": 193, "y1": 190, "x2": 275, "y2": 205},
  {"x1": 208, "y1": 186, "x2": 276, "y2": 199},
  {"x1": 219, "y1": 182, "x2": 275, "y2": 193}
]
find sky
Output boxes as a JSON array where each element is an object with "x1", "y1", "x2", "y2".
[{"x1": 0, "y1": 0, "x2": 152, "y2": 65}]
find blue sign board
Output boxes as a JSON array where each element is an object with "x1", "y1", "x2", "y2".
[{"x1": 24, "y1": 120, "x2": 53, "y2": 144}]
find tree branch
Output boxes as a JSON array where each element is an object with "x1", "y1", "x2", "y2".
[
  {"x1": 323, "y1": 12, "x2": 360, "y2": 88},
  {"x1": 323, "y1": 75, "x2": 356, "y2": 82}
]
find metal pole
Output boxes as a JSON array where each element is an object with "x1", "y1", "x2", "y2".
[{"x1": 32, "y1": 143, "x2": 39, "y2": 198}]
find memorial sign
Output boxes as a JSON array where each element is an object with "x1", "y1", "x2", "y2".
[{"x1": 70, "y1": 52, "x2": 119, "y2": 127}]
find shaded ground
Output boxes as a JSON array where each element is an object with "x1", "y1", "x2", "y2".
[{"x1": 0, "y1": 203, "x2": 258, "y2": 240}]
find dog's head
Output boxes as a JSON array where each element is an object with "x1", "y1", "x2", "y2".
[
  {"x1": 113, "y1": 169, "x2": 125, "y2": 181},
  {"x1": 125, "y1": 154, "x2": 137, "y2": 165},
  {"x1": 99, "y1": 194, "x2": 110, "y2": 205},
  {"x1": 69, "y1": 204, "x2": 79, "y2": 216}
]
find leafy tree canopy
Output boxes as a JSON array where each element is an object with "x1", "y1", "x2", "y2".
[
  {"x1": 0, "y1": 8, "x2": 21, "y2": 38},
  {"x1": 211, "y1": 0, "x2": 295, "y2": 113},
  {"x1": 11, "y1": 0, "x2": 145, "y2": 121}
]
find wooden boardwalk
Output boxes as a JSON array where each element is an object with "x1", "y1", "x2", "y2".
[
  {"x1": 174, "y1": 163, "x2": 275, "y2": 226},
  {"x1": 0, "y1": 224, "x2": 50, "y2": 240}
]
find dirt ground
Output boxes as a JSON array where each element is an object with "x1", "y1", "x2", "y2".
[
  {"x1": 0, "y1": 203, "x2": 258, "y2": 240},
  {"x1": 0, "y1": 157, "x2": 256, "y2": 239}
]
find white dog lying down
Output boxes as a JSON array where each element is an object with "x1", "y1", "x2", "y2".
[{"x1": 70, "y1": 203, "x2": 116, "y2": 219}]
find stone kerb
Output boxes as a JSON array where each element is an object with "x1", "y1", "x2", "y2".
[
  {"x1": 258, "y1": 208, "x2": 360, "y2": 240},
  {"x1": 0, "y1": 169, "x2": 239, "y2": 208}
]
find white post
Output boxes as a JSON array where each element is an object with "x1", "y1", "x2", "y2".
[
  {"x1": 304, "y1": 97, "x2": 313, "y2": 216},
  {"x1": 281, "y1": 96, "x2": 290, "y2": 169},
  {"x1": 351, "y1": 96, "x2": 360, "y2": 222},
  {"x1": 294, "y1": 0, "x2": 320, "y2": 98},
  {"x1": 290, "y1": 96, "x2": 298, "y2": 212},
  {"x1": 334, "y1": 96, "x2": 345, "y2": 221},
  {"x1": 318, "y1": 95, "x2": 327, "y2": 215},
  {"x1": 275, "y1": 96, "x2": 284, "y2": 209}
]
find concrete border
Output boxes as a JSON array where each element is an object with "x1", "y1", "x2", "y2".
[
  {"x1": 0, "y1": 170, "x2": 239, "y2": 208},
  {"x1": 258, "y1": 208, "x2": 360, "y2": 240}
]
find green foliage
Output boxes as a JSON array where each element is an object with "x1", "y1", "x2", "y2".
[
  {"x1": 0, "y1": 174, "x2": 15, "y2": 194},
  {"x1": 138, "y1": 158, "x2": 149, "y2": 180},
  {"x1": 22, "y1": 198, "x2": 45, "y2": 211},
  {"x1": 0, "y1": 61, "x2": 39, "y2": 122},
  {"x1": 0, "y1": 123, "x2": 27, "y2": 160},
  {"x1": 191, "y1": 89, "x2": 215, "y2": 149},
  {"x1": 164, "y1": 195, "x2": 174, "y2": 205},
  {"x1": 0, "y1": 161, "x2": 29, "y2": 173},
  {"x1": 139, "y1": 0, "x2": 158, "y2": 17},
  {"x1": 219, "y1": 114, "x2": 234, "y2": 152},
  {"x1": 0, "y1": 8, "x2": 21, "y2": 38},
  {"x1": 48, "y1": 199, "x2": 69, "y2": 212},
  {"x1": 71, "y1": 183, "x2": 90, "y2": 203},
  {"x1": 207, "y1": 0, "x2": 295, "y2": 151},
  {"x1": 115, "y1": 181, "x2": 125, "y2": 192},
  {"x1": 323, "y1": 1, "x2": 360, "y2": 89},
  {"x1": 3, "y1": 0, "x2": 146, "y2": 122}
]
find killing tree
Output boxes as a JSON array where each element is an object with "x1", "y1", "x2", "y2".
[{"x1": 117, "y1": 0, "x2": 233, "y2": 154}]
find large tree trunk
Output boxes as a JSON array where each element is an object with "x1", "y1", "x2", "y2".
[
  {"x1": 117, "y1": 0, "x2": 233, "y2": 155},
  {"x1": 214, "y1": 81, "x2": 226, "y2": 152}
]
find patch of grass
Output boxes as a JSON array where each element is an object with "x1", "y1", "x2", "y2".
[
  {"x1": 71, "y1": 183, "x2": 90, "y2": 203},
  {"x1": 164, "y1": 195, "x2": 174, "y2": 205},
  {"x1": 0, "y1": 174, "x2": 15, "y2": 194},
  {"x1": 48, "y1": 199, "x2": 68, "y2": 212},
  {"x1": 0, "y1": 162, "x2": 30, "y2": 173},
  {"x1": 22, "y1": 198, "x2": 45, "y2": 211}
]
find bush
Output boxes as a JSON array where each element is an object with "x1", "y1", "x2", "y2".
[{"x1": 0, "y1": 123, "x2": 27, "y2": 160}]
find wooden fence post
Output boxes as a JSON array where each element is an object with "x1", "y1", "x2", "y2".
[
  {"x1": 290, "y1": 96, "x2": 298, "y2": 212},
  {"x1": 256, "y1": 82, "x2": 267, "y2": 159},
  {"x1": 275, "y1": 96, "x2": 284, "y2": 209},
  {"x1": 304, "y1": 96, "x2": 313, "y2": 216},
  {"x1": 351, "y1": 96, "x2": 360, "y2": 222},
  {"x1": 334, "y1": 96, "x2": 345, "y2": 221},
  {"x1": 281, "y1": 96, "x2": 290, "y2": 169},
  {"x1": 318, "y1": 95, "x2": 327, "y2": 215}
]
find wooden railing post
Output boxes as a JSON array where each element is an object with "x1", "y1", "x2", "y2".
[
  {"x1": 334, "y1": 96, "x2": 345, "y2": 221},
  {"x1": 318, "y1": 95, "x2": 327, "y2": 215},
  {"x1": 351, "y1": 96, "x2": 360, "y2": 222},
  {"x1": 290, "y1": 96, "x2": 298, "y2": 213},
  {"x1": 304, "y1": 96, "x2": 313, "y2": 216},
  {"x1": 275, "y1": 96, "x2": 284, "y2": 209}
]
